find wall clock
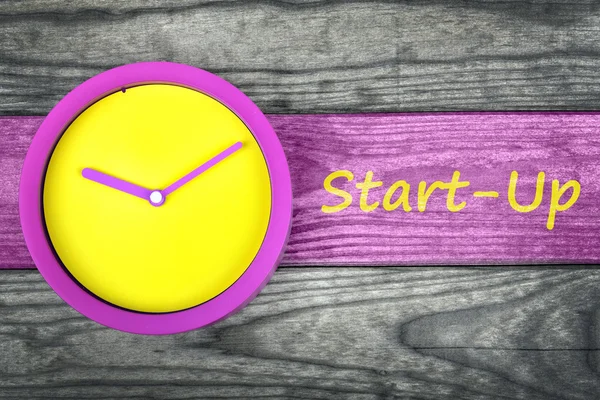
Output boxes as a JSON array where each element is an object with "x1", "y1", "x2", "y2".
[{"x1": 19, "y1": 62, "x2": 292, "y2": 334}]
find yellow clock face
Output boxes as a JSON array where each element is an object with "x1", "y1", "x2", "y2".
[{"x1": 42, "y1": 84, "x2": 272, "y2": 313}]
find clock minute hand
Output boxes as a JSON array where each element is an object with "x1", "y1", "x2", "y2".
[
  {"x1": 162, "y1": 141, "x2": 243, "y2": 197},
  {"x1": 82, "y1": 168, "x2": 153, "y2": 201}
]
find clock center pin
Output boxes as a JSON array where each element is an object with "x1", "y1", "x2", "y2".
[{"x1": 149, "y1": 190, "x2": 164, "y2": 206}]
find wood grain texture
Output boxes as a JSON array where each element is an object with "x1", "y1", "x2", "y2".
[
  {"x1": 2, "y1": 1, "x2": 600, "y2": 398},
  {"x1": 0, "y1": 117, "x2": 35, "y2": 268},
  {"x1": 3, "y1": 1, "x2": 600, "y2": 114},
  {"x1": 4, "y1": 113, "x2": 600, "y2": 267},
  {"x1": 1, "y1": 268, "x2": 600, "y2": 399},
  {"x1": 277, "y1": 112, "x2": 600, "y2": 265}
]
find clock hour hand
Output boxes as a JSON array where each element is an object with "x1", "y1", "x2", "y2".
[
  {"x1": 82, "y1": 168, "x2": 153, "y2": 201},
  {"x1": 162, "y1": 141, "x2": 242, "y2": 196}
]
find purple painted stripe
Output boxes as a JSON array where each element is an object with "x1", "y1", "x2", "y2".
[{"x1": 3, "y1": 113, "x2": 600, "y2": 267}]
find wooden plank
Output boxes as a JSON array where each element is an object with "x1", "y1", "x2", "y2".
[
  {"x1": 0, "y1": 268, "x2": 599, "y2": 399},
  {"x1": 278, "y1": 112, "x2": 600, "y2": 265},
  {"x1": 0, "y1": 117, "x2": 36, "y2": 268},
  {"x1": 4, "y1": 113, "x2": 600, "y2": 267},
  {"x1": 3, "y1": 1, "x2": 600, "y2": 115}
]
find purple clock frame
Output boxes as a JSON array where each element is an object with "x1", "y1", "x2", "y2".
[{"x1": 19, "y1": 62, "x2": 293, "y2": 335}]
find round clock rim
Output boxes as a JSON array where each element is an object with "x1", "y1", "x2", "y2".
[{"x1": 19, "y1": 62, "x2": 292, "y2": 334}]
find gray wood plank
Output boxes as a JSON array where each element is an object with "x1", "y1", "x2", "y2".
[
  {"x1": 0, "y1": 268, "x2": 599, "y2": 399},
  {"x1": 3, "y1": 1, "x2": 600, "y2": 114}
]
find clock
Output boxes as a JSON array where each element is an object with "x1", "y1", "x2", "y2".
[{"x1": 19, "y1": 62, "x2": 292, "y2": 334}]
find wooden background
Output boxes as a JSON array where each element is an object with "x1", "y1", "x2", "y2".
[{"x1": 2, "y1": 1, "x2": 600, "y2": 398}]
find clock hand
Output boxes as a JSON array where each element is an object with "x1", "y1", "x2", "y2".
[
  {"x1": 82, "y1": 168, "x2": 153, "y2": 201},
  {"x1": 82, "y1": 142, "x2": 242, "y2": 205},
  {"x1": 162, "y1": 141, "x2": 243, "y2": 196}
]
